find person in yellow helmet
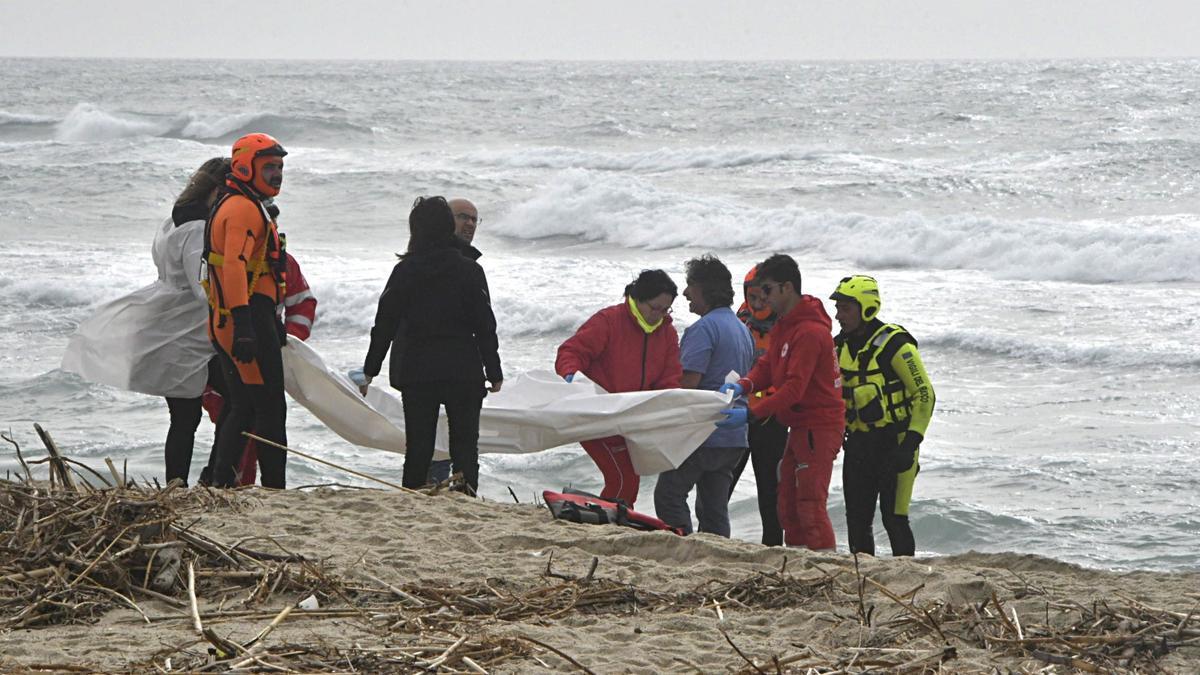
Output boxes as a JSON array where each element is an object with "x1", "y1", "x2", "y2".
[{"x1": 831, "y1": 275, "x2": 935, "y2": 557}]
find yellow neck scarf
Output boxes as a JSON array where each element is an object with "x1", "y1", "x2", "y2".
[{"x1": 628, "y1": 296, "x2": 663, "y2": 334}]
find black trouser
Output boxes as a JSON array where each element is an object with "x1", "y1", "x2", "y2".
[
  {"x1": 211, "y1": 295, "x2": 287, "y2": 489},
  {"x1": 164, "y1": 357, "x2": 225, "y2": 486},
  {"x1": 728, "y1": 416, "x2": 788, "y2": 546},
  {"x1": 400, "y1": 381, "x2": 484, "y2": 495},
  {"x1": 842, "y1": 427, "x2": 915, "y2": 556},
  {"x1": 164, "y1": 397, "x2": 201, "y2": 484}
]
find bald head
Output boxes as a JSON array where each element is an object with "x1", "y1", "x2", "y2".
[{"x1": 449, "y1": 198, "x2": 479, "y2": 244}]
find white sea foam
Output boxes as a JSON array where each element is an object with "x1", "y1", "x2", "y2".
[
  {"x1": 176, "y1": 111, "x2": 273, "y2": 140},
  {"x1": 924, "y1": 328, "x2": 1200, "y2": 370},
  {"x1": 465, "y1": 145, "x2": 819, "y2": 172},
  {"x1": 55, "y1": 103, "x2": 167, "y2": 142},
  {"x1": 49, "y1": 104, "x2": 372, "y2": 144},
  {"x1": 0, "y1": 110, "x2": 58, "y2": 125},
  {"x1": 490, "y1": 170, "x2": 1200, "y2": 284},
  {"x1": 0, "y1": 273, "x2": 143, "y2": 312}
]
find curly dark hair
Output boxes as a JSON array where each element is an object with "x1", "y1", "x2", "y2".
[
  {"x1": 623, "y1": 269, "x2": 677, "y2": 302},
  {"x1": 684, "y1": 254, "x2": 734, "y2": 309}
]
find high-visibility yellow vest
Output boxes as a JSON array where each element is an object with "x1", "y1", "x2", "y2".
[{"x1": 836, "y1": 323, "x2": 912, "y2": 432}]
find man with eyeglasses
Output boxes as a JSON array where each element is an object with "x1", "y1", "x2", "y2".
[
  {"x1": 425, "y1": 198, "x2": 485, "y2": 485},
  {"x1": 718, "y1": 254, "x2": 844, "y2": 550},
  {"x1": 449, "y1": 198, "x2": 482, "y2": 260}
]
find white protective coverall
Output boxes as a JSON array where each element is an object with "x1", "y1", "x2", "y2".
[{"x1": 61, "y1": 212, "x2": 213, "y2": 398}]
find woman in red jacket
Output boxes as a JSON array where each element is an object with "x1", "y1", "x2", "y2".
[{"x1": 555, "y1": 269, "x2": 682, "y2": 506}]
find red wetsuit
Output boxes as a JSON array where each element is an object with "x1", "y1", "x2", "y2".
[{"x1": 737, "y1": 295, "x2": 844, "y2": 549}]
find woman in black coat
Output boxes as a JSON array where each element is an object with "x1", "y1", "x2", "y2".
[{"x1": 360, "y1": 196, "x2": 503, "y2": 494}]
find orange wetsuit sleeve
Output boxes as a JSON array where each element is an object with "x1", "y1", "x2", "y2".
[{"x1": 216, "y1": 197, "x2": 265, "y2": 310}]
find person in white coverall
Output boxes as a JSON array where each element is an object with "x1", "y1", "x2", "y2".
[{"x1": 62, "y1": 157, "x2": 229, "y2": 485}]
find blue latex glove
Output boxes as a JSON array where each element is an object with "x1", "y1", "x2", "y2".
[
  {"x1": 717, "y1": 382, "x2": 744, "y2": 398},
  {"x1": 716, "y1": 407, "x2": 748, "y2": 429},
  {"x1": 563, "y1": 372, "x2": 575, "y2": 383},
  {"x1": 348, "y1": 367, "x2": 369, "y2": 387}
]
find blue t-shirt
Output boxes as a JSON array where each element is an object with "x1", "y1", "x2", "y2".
[{"x1": 679, "y1": 306, "x2": 755, "y2": 448}]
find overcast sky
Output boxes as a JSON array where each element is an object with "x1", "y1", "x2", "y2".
[{"x1": 2, "y1": 0, "x2": 1198, "y2": 61}]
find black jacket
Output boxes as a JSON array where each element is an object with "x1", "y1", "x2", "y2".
[{"x1": 364, "y1": 246, "x2": 501, "y2": 387}]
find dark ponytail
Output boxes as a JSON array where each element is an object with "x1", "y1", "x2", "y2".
[{"x1": 175, "y1": 157, "x2": 230, "y2": 207}]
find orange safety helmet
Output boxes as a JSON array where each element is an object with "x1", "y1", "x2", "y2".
[
  {"x1": 231, "y1": 133, "x2": 287, "y2": 197},
  {"x1": 743, "y1": 265, "x2": 766, "y2": 300},
  {"x1": 742, "y1": 265, "x2": 773, "y2": 320}
]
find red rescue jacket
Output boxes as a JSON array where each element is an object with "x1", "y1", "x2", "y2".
[
  {"x1": 282, "y1": 253, "x2": 317, "y2": 341},
  {"x1": 556, "y1": 302, "x2": 682, "y2": 393},
  {"x1": 738, "y1": 295, "x2": 844, "y2": 431}
]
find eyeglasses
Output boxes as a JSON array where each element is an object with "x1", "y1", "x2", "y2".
[
  {"x1": 645, "y1": 303, "x2": 673, "y2": 315},
  {"x1": 455, "y1": 212, "x2": 481, "y2": 225},
  {"x1": 759, "y1": 282, "x2": 780, "y2": 296}
]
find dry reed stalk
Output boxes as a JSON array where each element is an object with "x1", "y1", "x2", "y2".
[
  {"x1": 3, "y1": 425, "x2": 1197, "y2": 673},
  {"x1": 243, "y1": 432, "x2": 419, "y2": 494}
]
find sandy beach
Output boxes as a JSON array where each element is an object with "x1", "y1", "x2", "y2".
[{"x1": 2, "y1": 479, "x2": 1198, "y2": 674}]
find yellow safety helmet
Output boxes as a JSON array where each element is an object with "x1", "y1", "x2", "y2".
[{"x1": 830, "y1": 275, "x2": 881, "y2": 322}]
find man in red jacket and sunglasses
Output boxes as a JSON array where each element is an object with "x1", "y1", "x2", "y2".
[{"x1": 718, "y1": 254, "x2": 844, "y2": 550}]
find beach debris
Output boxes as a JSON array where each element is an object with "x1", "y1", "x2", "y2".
[{"x1": 2, "y1": 425, "x2": 1197, "y2": 673}]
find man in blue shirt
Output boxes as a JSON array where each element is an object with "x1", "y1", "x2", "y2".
[{"x1": 654, "y1": 255, "x2": 754, "y2": 536}]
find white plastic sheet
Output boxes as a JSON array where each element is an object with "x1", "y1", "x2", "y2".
[
  {"x1": 61, "y1": 217, "x2": 212, "y2": 398},
  {"x1": 281, "y1": 339, "x2": 730, "y2": 475}
]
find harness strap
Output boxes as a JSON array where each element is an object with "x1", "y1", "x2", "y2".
[
  {"x1": 206, "y1": 252, "x2": 272, "y2": 274},
  {"x1": 201, "y1": 181, "x2": 280, "y2": 322},
  {"x1": 841, "y1": 323, "x2": 913, "y2": 427}
]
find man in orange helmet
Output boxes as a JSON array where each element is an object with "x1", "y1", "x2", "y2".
[{"x1": 202, "y1": 132, "x2": 290, "y2": 488}]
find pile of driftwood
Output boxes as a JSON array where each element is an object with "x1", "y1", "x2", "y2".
[
  {"x1": 717, "y1": 559, "x2": 1200, "y2": 673},
  {"x1": 3, "y1": 425, "x2": 1198, "y2": 673}
]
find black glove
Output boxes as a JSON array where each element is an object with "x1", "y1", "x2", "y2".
[
  {"x1": 276, "y1": 314, "x2": 288, "y2": 347},
  {"x1": 892, "y1": 431, "x2": 922, "y2": 474},
  {"x1": 230, "y1": 305, "x2": 257, "y2": 364}
]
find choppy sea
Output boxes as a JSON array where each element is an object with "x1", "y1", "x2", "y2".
[{"x1": 1, "y1": 58, "x2": 1197, "y2": 570}]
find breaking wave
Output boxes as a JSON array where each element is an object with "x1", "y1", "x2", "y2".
[
  {"x1": 47, "y1": 103, "x2": 375, "y2": 144},
  {"x1": 489, "y1": 169, "x2": 1200, "y2": 284}
]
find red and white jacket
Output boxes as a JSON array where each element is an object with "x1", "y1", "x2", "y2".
[
  {"x1": 282, "y1": 253, "x2": 317, "y2": 341},
  {"x1": 737, "y1": 295, "x2": 844, "y2": 431}
]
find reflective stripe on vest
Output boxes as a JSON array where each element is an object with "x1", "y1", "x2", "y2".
[{"x1": 837, "y1": 323, "x2": 910, "y2": 432}]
